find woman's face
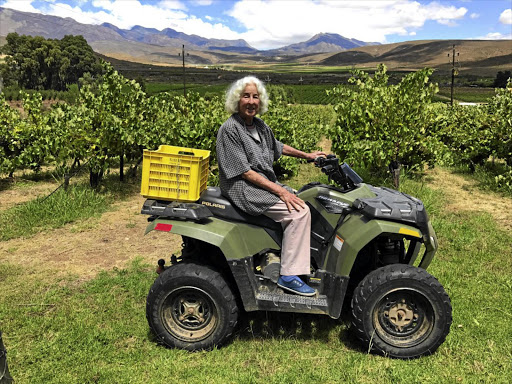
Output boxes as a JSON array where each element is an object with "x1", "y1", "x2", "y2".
[{"x1": 238, "y1": 83, "x2": 260, "y2": 124}]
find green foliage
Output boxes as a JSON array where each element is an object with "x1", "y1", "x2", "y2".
[
  {"x1": 0, "y1": 92, "x2": 51, "y2": 175},
  {"x1": 267, "y1": 84, "x2": 295, "y2": 104},
  {"x1": 1, "y1": 61, "x2": 330, "y2": 183},
  {"x1": 265, "y1": 101, "x2": 330, "y2": 177},
  {"x1": 143, "y1": 91, "x2": 227, "y2": 161},
  {"x1": 432, "y1": 103, "x2": 494, "y2": 169},
  {"x1": 493, "y1": 70, "x2": 512, "y2": 88},
  {"x1": 495, "y1": 168, "x2": 512, "y2": 192},
  {"x1": 293, "y1": 85, "x2": 336, "y2": 105},
  {"x1": 433, "y1": 80, "x2": 512, "y2": 187},
  {"x1": 0, "y1": 33, "x2": 102, "y2": 91},
  {"x1": 488, "y1": 80, "x2": 512, "y2": 165},
  {"x1": 329, "y1": 64, "x2": 441, "y2": 174}
]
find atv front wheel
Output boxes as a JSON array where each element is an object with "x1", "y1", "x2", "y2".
[
  {"x1": 146, "y1": 262, "x2": 239, "y2": 351},
  {"x1": 351, "y1": 264, "x2": 452, "y2": 359}
]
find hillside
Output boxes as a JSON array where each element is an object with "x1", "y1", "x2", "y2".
[{"x1": 321, "y1": 40, "x2": 512, "y2": 75}]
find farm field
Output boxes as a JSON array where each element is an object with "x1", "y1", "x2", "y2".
[
  {"x1": 143, "y1": 82, "x2": 495, "y2": 104},
  {"x1": 436, "y1": 87, "x2": 497, "y2": 103},
  {"x1": 1, "y1": 159, "x2": 511, "y2": 383}
]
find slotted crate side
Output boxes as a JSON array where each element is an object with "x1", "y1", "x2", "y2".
[{"x1": 141, "y1": 145, "x2": 210, "y2": 202}]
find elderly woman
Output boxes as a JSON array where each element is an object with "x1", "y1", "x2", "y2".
[{"x1": 216, "y1": 76, "x2": 325, "y2": 296}]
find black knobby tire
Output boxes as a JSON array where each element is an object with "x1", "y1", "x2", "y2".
[
  {"x1": 146, "y1": 262, "x2": 239, "y2": 351},
  {"x1": 351, "y1": 264, "x2": 452, "y2": 359}
]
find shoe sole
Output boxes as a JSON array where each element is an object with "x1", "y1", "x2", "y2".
[{"x1": 277, "y1": 283, "x2": 317, "y2": 297}]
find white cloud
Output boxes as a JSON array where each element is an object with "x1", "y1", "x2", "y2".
[
  {"x1": 45, "y1": 1, "x2": 192, "y2": 30},
  {"x1": 0, "y1": 0, "x2": 40, "y2": 13},
  {"x1": 33, "y1": 0, "x2": 239, "y2": 39},
  {"x1": 228, "y1": 0, "x2": 468, "y2": 49},
  {"x1": 0, "y1": 0, "x2": 476, "y2": 50},
  {"x1": 157, "y1": 0, "x2": 187, "y2": 11},
  {"x1": 192, "y1": 0, "x2": 213, "y2": 5},
  {"x1": 480, "y1": 32, "x2": 512, "y2": 40},
  {"x1": 499, "y1": 9, "x2": 512, "y2": 25},
  {"x1": 470, "y1": 13, "x2": 479, "y2": 19}
]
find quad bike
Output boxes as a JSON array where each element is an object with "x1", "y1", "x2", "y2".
[{"x1": 141, "y1": 154, "x2": 452, "y2": 359}]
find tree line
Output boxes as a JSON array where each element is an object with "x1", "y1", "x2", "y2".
[{"x1": 0, "y1": 33, "x2": 103, "y2": 91}]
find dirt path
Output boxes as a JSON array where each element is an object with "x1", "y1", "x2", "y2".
[
  {"x1": 0, "y1": 193, "x2": 182, "y2": 280},
  {"x1": 427, "y1": 168, "x2": 512, "y2": 233}
]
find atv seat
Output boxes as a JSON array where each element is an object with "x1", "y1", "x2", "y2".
[{"x1": 198, "y1": 187, "x2": 282, "y2": 233}]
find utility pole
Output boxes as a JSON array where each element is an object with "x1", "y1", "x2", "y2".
[
  {"x1": 178, "y1": 44, "x2": 189, "y2": 97},
  {"x1": 448, "y1": 44, "x2": 459, "y2": 106}
]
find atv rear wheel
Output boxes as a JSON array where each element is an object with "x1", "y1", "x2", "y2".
[
  {"x1": 146, "y1": 262, "x2": 239, "y2": 351},
  {"x1": 351, "y1": 264, "x2": 452, "y2": 359}
]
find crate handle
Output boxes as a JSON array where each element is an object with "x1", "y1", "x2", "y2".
[{"x1": 178, "y1": 151, "x2": 195, "y2": 156}]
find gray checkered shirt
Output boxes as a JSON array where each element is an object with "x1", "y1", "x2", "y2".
[{"x1": 216, "y1": 113, "x2": 293, "y2": 215}]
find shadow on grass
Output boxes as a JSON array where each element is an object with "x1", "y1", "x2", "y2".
[
  {"x1": 0, "y1": 169, "x2": 59, "y2": 191},
  {"x1": 144, "y1": 306, "x2": 365, "y2": 353},
  {"x1": 234, "y1": 307, "x2": 365, "y2": 353}
]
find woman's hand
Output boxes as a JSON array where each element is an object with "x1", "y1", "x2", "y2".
[
  {"x1": 282, "y1": 145, "x2": 326, "y2": 161},
  {"x1": 243, "y1": 170, "x2": 305, "y2": 212},
  {"x1": 278, "y1": 187, "x2": 306, "y2": 212},
  {"x1": 306, "y1": 150, "x2": 327, "y2": 161}
]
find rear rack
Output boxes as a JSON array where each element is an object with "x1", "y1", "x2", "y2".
[{"x1": 141, "y1": 199, "x2": 213, "y2": 221}]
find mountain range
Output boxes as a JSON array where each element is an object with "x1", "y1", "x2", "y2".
[
  {"x1": 0, "y1": 7, "x2": 376, "y2": 56},
  {"x1": 1, "y1": 6, "x2": 510, "y2": 76}
]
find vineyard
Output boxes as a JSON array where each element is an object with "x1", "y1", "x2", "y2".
[
  {"x1": 2, "y1": 62, "x2": 510, "y2": 191},
  {"x1": 1, "y1": 62, "x2": 512, "y2": 383}
]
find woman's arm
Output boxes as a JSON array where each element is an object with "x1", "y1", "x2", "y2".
[
  {"x1": 282, "y1": 144, "x2": 326, "y2": 161},
  {"x1": 242, "y1": 169, "x2": 305, "y2": 212}
]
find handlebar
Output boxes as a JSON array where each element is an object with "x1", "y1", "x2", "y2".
[
  {"x1": 308, "y1": 154, "x2": 363, "y2": 191},
  {"x1": 307, "y1": 154, "x2": 335, "y2": 164}
]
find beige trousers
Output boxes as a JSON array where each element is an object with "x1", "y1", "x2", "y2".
[{"x1": 263, "y1": 200, "x2": 311, "y2": 276}]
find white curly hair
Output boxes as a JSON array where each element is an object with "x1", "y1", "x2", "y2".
[{"x1": 224, "y1": 76, "x2": 269, "y2": 115}]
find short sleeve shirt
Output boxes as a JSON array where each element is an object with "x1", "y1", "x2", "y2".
[{"x1": 216, "y1": 113, "x2": 292, "y2": 215}]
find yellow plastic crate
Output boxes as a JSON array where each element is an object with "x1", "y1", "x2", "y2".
[{"x1": 141, "y1": 145, "x2": 210, "y2": 202}]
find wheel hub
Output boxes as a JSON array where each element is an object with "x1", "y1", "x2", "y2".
[
  {"x1": 385, "y1": 300, "x2": 418, "y2": 331},
  {"x1": 178, "y1": 298, "x2": 207, "y2": 324},
  {"x1": 161, "y1": 287, "x2": 218, "y2": 342},
  {"x1": 373, "y1": 288, "x2": 435, "y2": 348}
]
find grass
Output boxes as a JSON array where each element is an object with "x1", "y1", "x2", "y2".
[
  {"x1": 145, "y1": 82, "x2": 228, "y2": 97},
  {"x1": 1, "y1": 165, "x2": 512, "y2": 383},
  {"x1": 437, "y1": 86, "x2": 496, "y2": 103},
  {"x1": 454, "y1": 161, "x2": 512, "y2": 197},
  {"x1": 0, "y1": 172, "x2": 139, "y2": 241},
  {"x1": 0, "y1": 185, "x2": 112, "y2": 241}
]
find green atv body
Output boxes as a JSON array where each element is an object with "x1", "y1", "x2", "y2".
[{"x1": 142, "y1": 156, "x2": 451, "y2": 358}]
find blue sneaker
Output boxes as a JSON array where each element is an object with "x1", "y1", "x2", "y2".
[{"x1": 277, "y1": 276, "x2": 316, "y2": 297}]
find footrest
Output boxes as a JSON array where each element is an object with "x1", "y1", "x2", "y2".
[{"x1": 255, "y1": 292, "x2": 329, "y2": 314}]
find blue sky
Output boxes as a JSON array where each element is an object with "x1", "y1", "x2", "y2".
[{"x1": 1, "y1": 0, "x2": 511, "y2": 49}]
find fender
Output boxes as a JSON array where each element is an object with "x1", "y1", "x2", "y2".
[
  {"x1": 324, "y1": 213, "x2": 437, "y2": 276},
  {"x1": 145, "y1": 217, "x2": 280, "y2": 260}
]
